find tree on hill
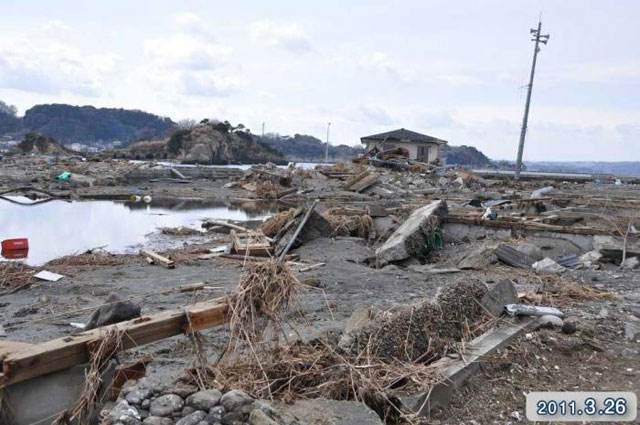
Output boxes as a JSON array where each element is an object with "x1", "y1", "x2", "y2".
[{"x1": 0, "y1": 100, "x2": 21, "y2": 134}]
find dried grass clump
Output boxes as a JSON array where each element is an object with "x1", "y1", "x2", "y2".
[
  {"x1": 260, "y1": 208, "x2": 300, "y2": 238},
  {"x1": 324, "y1": 209, "x2": 374, "y2": 238},
  {"x1": 206, "y1": 339, "x2": 440, "y2": 423},
  {"x1": 228, "y1": 259, "x2": 301, "y2": 345},
  {"x1": 256, "y1": 181, "x2": 278, "y2": 199},
  {"x1": 0, "y1": 262, "x2": 36, "y2": 289},
  {"x1": 523, "y1": 278, "x2": 618, "y2": 306},
  {"x1": 45, "y1": 253, "x2": 133, "y2": 276}
]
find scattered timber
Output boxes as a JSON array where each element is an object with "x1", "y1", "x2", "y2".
[{"x1": 140, "y1": 249, "x2": 175, "y2": 269}]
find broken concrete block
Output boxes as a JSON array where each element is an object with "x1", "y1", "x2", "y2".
[
  {"x1": 621, "y1": 256, "x2": 640, "y2": 269},
  {"x1": 480, "y1": 280, "x2": 518, "y2": 317},
  {"x1": 280, "y1": 398, "x2": 384, "y2": 425},
  {"x1": 515, "y1": 243, "x2": 544, "y2": 261},
  {"x1": 580, "y1": 250, "x2": 603, "y2": 263},
  {"x1": 459, "y1": 245, "x2": 498, "y2": 270},
  {"x1": 375, "y1": 200, "x2": 447, "y2": 264},
  {"x1": 532, "y1": 258, "x2": 565, "y2": 275},
  {"x1": 594, "y1": 235, "x2": 640, "y2": 261}
]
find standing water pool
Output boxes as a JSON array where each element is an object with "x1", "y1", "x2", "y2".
[{"x1": 0, "y1": 197, "x2": 277, "y2": 266}]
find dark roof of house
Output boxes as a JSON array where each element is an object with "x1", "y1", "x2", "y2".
[{"x1": 360, "y1": 128, "x2": 447, "y2": 145}]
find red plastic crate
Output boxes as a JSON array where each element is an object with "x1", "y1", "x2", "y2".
[{"x1": 1, "y1": 238, "x2": 29, "y2": 251}]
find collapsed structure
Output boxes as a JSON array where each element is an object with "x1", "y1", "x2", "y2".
[{"x1": 0, "y1": 154, "x2": 639, "y2": 425}]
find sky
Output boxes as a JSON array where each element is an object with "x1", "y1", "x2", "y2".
[{"x1": 0, "y1": 0, "x2": 638, "y2": 161}]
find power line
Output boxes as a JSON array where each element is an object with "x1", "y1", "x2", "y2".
[{"x1": 515, "y1": 19, "x2": 550, "y2": 180}]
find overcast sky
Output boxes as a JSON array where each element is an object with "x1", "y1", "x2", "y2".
[{"x1": 0, "y1": 0, "x2": 638, "y2": 161}]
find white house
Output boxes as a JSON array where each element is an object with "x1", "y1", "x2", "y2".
[{"x1": 360, "y1": 128, "x2": 447, "y2": 163}]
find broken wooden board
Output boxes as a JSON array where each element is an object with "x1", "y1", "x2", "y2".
[
  {"x1": 348, "y1": 174, "x2": 379, "y2": 192},
  {"x1": 230, "y1": 230, "x2": 273, "y2": 256},
  {"x1": 398, "y1": 317, "x2": 536, "y2": 416},
  {"x1": 0, "y1": 298, "x2": 229, "y2": 387},
  {"x1": 140, "y1": 249, "x2": 175, "y2": 269}
]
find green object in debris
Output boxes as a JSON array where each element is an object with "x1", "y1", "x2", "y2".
[
  {"x1": 419, "y1": 229, "x2": 444, "y2": 258},
  {"x1": 57, "y1": 171, "x2": 72, "y2": 181}
]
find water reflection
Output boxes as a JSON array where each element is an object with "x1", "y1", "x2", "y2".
[{"x1": 0, "y1": 197, "x2": 279, "y2": 266}]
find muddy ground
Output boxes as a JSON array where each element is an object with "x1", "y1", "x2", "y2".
[{"x1": 1, "y1": 156, "x2": 640, "y2": 423}]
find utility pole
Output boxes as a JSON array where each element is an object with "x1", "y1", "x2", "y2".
[
  {"x1": 261, "y1": 122, "x2": 265, "y2": 137},
  {"x1": 324, "y1": 122, "x2": 331, "y2": 164},
  {"x1": 515, "y1": 20, "x2": 549, "y2": 180}
]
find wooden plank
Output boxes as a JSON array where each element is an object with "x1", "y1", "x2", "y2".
[
  {"x1": 0, "y1": 298, "x2": 228, "y2": 387},
  {"x1": 169, "y1": 168, "x2": 187, "y2": 180},
  {"x1": 278, "y1": 200, "x2": 318, "y2": 265},
  {"x1": 349, "y1": 174, "x2": 379, "y2": 192},
  {"x1": 399, "y1": 318, "x2": 536, "y2": 416},
  {"x1": 140, "y1": 249, "x2": 175, "y2": 269}
]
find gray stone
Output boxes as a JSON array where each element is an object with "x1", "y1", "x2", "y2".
[
  {"x1": 142, "y1": 399, "x2": 151, "y2": 410},
  {"x1": 143, "y1": 416, "x2": 175, "y2": 425},
  {"x1": 165, "y1": 383, "x2": 199, "y2": 399},
  {"x1": 375, "y1": 200, "x2": 448, "y2": 263},
  {"x1": 515, "y1": 243, "x2": 544, "y2": 261},
  {"x1": 538, "y1": 315, "x2": 564, "y2": 330},
  {"x1": 150, "y1": 395, "x2": 184, "y2": 417},
  {"x1": 625, "y1": 322, "x2": 640, "y2": 341},
  {"x1": 108, "y1": 400, "x2": 141, "y2": 423},
  {"x1": 221, "y1": 411, "x2": 245, "y2": 424},
  {"x1": 562, "y1": 321, "x2": 577, "y2": 334},
  {"x1": 481, "y1": 280, "x2": 518, "y2": 317},
  {"x1": 187, "y1": 389, "x2": 223, "y2": 411},
  {"x1": 580, "y1": 250, "x2": 603, "y2": 263},
  {"x1": 176, "y1": 410, "x2": 207, "y2": 425},
  {"x1": 621, "y1": 256, "x2": 640, "y2": 269},
  {"x1": 181, "y1": 406, "x2": 196, "y2": 417},
  {"x1": 248, "y1": 409, "x2": 278, "y2": 425},
  {"x1": 533, "y1": 258, "x2": 565, "y2": 275},
  {"x1": 127, "y1": 389, "x2": 153, "y2": 405},
  {"x1": 220, "y1": 389, "x2": 254, "y2": 412},
  {"x1": 85, "y1": 292, "x2": 141, "y2": 330},
  {"x1": 459, "y1": 245, "x2": 498, "y2": 270}
]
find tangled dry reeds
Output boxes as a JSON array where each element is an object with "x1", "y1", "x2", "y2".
[
  {"x1": 260, "y1": 208, "x2": 300, "y2": 238},
  {"x1": 227, "y1": 259, "x2": 301, "y2": 346},
  {"x1": 324, "y1": 208, "x2": 374, "y2": 238},
  {"x1": 0, "y1": 262, "x2": 36, "y2": 290},
  {"x1": 256, "y1": 181, "x2": 279, "y2": 199}
]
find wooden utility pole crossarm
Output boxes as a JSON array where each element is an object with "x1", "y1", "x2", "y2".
[{"x1": 0, "y1": 298, "x2": 229, "y2": 388}]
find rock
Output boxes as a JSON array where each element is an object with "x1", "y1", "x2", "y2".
[
  {"x1": 532, "y1": 258, "x2": 565, "y2": 275},
  {"x1": 220, "y1": 389, "x2": 254, "y2": 412},
  {"x1": 538, "y1": 315, "x2": 564, "y2": 330},
  {"x1": 176, "y1": 411, "x2": 207, "y2": 425},
  {"x1": 580, "y1": 250, "x2": 603, "y2": 263},
  {"x1": 515, "y1": 243, "x2": 544, "y2": 261},
  {"x1": 621, "y1": 256, "x2": 640, "y2": 269},
  {"x1": 142, "y1": 399, "x2": 151, "y2": 410},
  {"x1": 187, "y1": 389, "x2": 223, "y2": 411},
  {"x1": 150, "y1": 395, "x2": 184, "y2": 417},
  {"x1": 375, "y1": 200, "x2": 448, "y2": 264},
  {"x1": 127, "y1": 389, "x2": 153, "y2": 405},
  {"x1": 166, "y1": 383, "x2": 199, "y2": 399},
  {"x1": 107, "y1": 400, "x2": 141, "y2": 423},
  {"x1": 85, "y1": 292, "x2": 141, "y2": 330},
  {"x1": 181, "y1": 406, "x2": 196, "y2": 417},
  {"x1": 248, "y1": 409, "x2": 278, "y2": 425},
  {"x1": 480, "y1": 280, "x2": 518, "y2": 317},
  {"x1": 561, "y1": 321, "x2": 577, "y2": 334},
  {"x1": 143, "y1": 417, "x2": 175, "y2": 425},
  {"x1": 338, "y1": 307, "x2": 376, "y2": 350},
  {"x1": 459, "y1": 245, "x2": 498, "y2": 270},
  {"x1": 221, "y1": 411, "x2": 245, "y2": 424},
  {"x1": 625, "y1": 322, "x2": 640, "y2": 341},
  {"x1": 531, "y1": 186, "x2": 554, "y2": 198}
]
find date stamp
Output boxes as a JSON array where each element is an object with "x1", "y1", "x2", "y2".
[{"x1": 526, "y1": 392, "x2": 637, "y2": 422}]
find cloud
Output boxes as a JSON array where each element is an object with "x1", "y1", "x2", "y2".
[
  {"x1": 354, "y1": 51, "x2": 417, "y2": 84},
  {"x1": 173, "y1": 12, "x2": 216, "y2": 40},
  {"x1": 41, "y1": 20, "x2": 71, "y2": 33},
  {"x1": 249, "y1": 20, "x2": 313, "y2": 53},
  {"x1": 0, "y1": 38, "x2": 106, "y2": 96},
  {"x1": 180, "y1": 73, "x2": 245, "y2": 97},
  {"x1": 143, "y1": 34, "x2": 232, "y2": 71},
  {"x1": 437, "y1": 74, "x2": 484, "y2": 86}
]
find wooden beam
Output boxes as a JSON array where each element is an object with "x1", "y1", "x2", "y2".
[
  {"x1": 0, "y1": 298, "x2": 229, "y2": 388},
  {"x1": 140, "y1": 249, "x2": 175, "y2": 269}
]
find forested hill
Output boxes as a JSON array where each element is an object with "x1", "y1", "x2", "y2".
[
  {"x1": 256, "y1": 133, "x2": 364, "y2": 161},
  {"x1": 20, "y1": 104, "x2": 175, "y2": 144}
]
